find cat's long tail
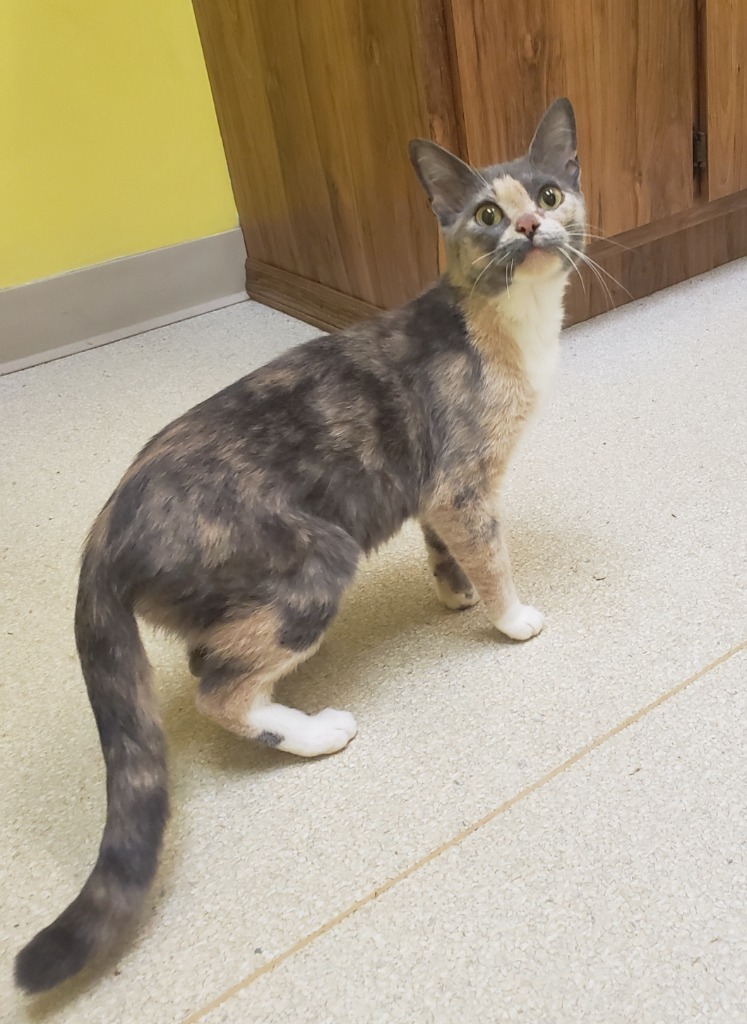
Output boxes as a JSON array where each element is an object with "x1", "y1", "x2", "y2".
[{"x1": 15, "y1": 546, "x2": 169, "y2": 994}]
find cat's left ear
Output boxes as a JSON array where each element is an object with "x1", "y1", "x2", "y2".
[
  {"x1": 409, "y1": 139, "x2": 484, "y2": 227},
  {"x1": 529, "y1": 98, "x2": 580, "y2": 187}
]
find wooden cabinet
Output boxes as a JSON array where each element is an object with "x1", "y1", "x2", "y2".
[
  {"x1": 193, "y1": 0, "x2": 747, "y2": 331},
  {"x1": 703, "y1": 0, "x2": 747, "y2": 199},
  {"x1": 193, "y1": 0, "x2": 439, "y2": 320},
  {"x1": 450, "y1": 0, "x2": 698, "y2": 236}
]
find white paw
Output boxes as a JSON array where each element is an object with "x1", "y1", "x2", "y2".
[
  {"x1": 278, "y1": 708, "x2": 357, "y2": 757},
  {"x1": 252, "y1": 703, "x2": 357, "y2": 758},
  {"x1": 434, "y1": 578, "x2": 480, "y2": 610},
  {"x1": 308, "y1": 708, "x2": 358, "y2": 755},
  {"x1": 496, "y1": 603, "x2": 544, "y2": 641}
]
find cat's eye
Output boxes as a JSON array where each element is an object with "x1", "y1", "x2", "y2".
[
  {"x1": 538, "y1": 185, "x2": 563, "y2": 210},
  {"x1": 475, "y1": 203, "x2": 502, "y2": 227}
]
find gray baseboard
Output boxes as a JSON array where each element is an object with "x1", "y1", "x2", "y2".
[{"x1": 0, "y1": 228, "x2": 247, "y2": 375}]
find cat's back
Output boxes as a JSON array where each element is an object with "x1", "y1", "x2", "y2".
[{"x1": 157, "y1": 279, "x2": 473, "y2": 442}]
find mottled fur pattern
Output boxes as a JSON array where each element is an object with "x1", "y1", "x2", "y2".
[{"x1": 16, "y1": 99, "x2": 585, "y2": 993}]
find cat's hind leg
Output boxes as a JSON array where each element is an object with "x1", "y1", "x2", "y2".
[
  {"x1": 195, "y1": 611, "x2": 356, "y2": 757},
  {"x1": 194, "y1": 524, "x2": 360, "y2": 757},
  {"x1": 421, "y1": 523, "x2": 480, "y2": 610}
]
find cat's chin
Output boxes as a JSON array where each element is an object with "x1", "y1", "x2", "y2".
[{"x1": 515, "y1": 247, "x2": 563, "y2": 276}]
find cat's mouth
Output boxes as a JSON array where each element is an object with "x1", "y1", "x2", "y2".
[{"x1": 516, "y1": 243, "x2": 562, "y2": 271}]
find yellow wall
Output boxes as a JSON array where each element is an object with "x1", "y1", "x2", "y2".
[{"x1": 0, "y1": 1, "x2": 238, "y2": 289}]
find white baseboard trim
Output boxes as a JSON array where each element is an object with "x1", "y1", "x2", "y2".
[{"x1": 0, "y1": 228, "x2": 247, "y2": 376}]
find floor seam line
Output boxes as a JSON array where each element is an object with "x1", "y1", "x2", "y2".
[{"x1": 180, "y1": 638, "x2": 746, "y2": 1024}]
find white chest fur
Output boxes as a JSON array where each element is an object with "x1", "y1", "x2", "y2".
[{"x1": 494, "y1": 271, "x2": 567, "y2": 398}]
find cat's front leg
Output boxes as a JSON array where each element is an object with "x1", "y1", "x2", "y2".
[
  {"x1": 421, "y1": 523, "x2": 480, "y2": 610},
  {"x1": 425, "y1": 500, "x2": 544, "y2": 641}
]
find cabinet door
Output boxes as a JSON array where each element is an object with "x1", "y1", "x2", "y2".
[
  {"x1": 703, "y1": 0, "x2": 747, "y2": 199},
  {"x1": 193, "y1": 0, "x2": 437, "y2": 310},
  {"x1": 448, "y1": 0, "x2": 698, "y2": 236}
]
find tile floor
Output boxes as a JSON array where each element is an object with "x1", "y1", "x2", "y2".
[{"x1": 1, "y1": 260, "x2": 745, "y2": 1023}]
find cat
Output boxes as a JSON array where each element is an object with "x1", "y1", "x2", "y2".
[{"x1": 15, "y1": 98, "x2": 585, "y2": 993}]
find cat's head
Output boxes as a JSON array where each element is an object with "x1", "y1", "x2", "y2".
[{"x1": 409, "y1": 99, "x2": 585, "y2": 297}]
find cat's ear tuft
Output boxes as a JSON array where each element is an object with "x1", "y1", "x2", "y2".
[
  {"x1": 408, "y1": 139, "x2": 484, "y2": 227},
  {"x1": 529, "y1": 98, "x2": 580, "y2": 187}
]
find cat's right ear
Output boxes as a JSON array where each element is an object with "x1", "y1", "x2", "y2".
[
  {"x1": 408, "y1": 139, "x2": 483, "y2": 227},
  {"x1": 529, "y1": 98, "x2": 580, "y2": 187}
]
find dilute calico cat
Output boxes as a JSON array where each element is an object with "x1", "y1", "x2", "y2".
[{"x1": 16, "y1": 99, "x2": 585, "y2": 993}]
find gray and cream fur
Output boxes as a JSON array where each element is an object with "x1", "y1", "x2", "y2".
[{"x1": 16, "y1": 99, "x2": 585, "y2": 993}]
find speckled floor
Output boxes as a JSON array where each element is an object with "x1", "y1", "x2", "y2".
[{"x1": 2, "y1": 260, "x2": 746, "y2": 1024}]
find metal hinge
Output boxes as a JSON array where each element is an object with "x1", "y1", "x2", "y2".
[{"x1": 693, "y1": 129, "x2": 707, "y2": 170}]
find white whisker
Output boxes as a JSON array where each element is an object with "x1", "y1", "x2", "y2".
[
  {"x1": 565, "y1": 242, "x2": 632, "y2": 304},
  {"x1": 580, "y1": 249, "x2": 633, "y2": 298},
  {"x1": 559, "y1": 247, "x2": 585, "y2": 296},
  {"x1": 581, "y1": 231, "x2": 635, "y2": 254},
  {"x1": 469, "y1": 250, "x2": 513, "y2": 301},
  {"x1": 471, "y1": 247, "x2": 500, "y2": 267},
  {"x1": 470, "y1": 254, "x2": 499, "y2": 301},
  {"x1": 564, "y1": 244, "x2": 614, "y2": 308}
]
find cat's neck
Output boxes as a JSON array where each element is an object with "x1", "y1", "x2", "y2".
[
  {"x1": 491, "y1": 268, "x2": 568, "y2": 336},
  {"x1": 457, "y1": 268, "x2": 569, "y2": 395}
]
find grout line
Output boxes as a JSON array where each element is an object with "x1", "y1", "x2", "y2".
[{"x1": 181, "y1": 639, "x2": 747, "y2": 1023}]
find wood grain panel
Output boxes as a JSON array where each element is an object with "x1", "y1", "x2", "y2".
[
  {"x1": 702, "y1": 0, "x2": 747, "y2": 199},
  {"x1": 246, "y1": 257, "x2": 379, "y2": 333},
  {"x1": 447, "y1": 0, "x2": 698, "y2": 236},
  {"x1": 193, "y1": 0, "x2": 438, "y2": 309},
  {"x1": 414, "y1": 0, "x2": 464, "y2": 155},
  {"x1": 565, "y1": 190, "x2": 747, "y2": 323},
  {"x1": 414, "y1": 0, "x2": 464, "y2": 274}
]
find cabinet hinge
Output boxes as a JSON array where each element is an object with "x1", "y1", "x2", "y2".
[{"x1": 693, "y1": 129, "x2": 707, "y2": 170}]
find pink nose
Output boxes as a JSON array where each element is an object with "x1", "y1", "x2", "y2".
[{"x1": 516, "y1": 212, "x2": 540, "y2": 238}]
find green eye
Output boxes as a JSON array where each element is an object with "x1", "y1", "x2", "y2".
[
  {"x1": 538, "y1": 185, "x2": 563, "y2": 210},
  {"x1": 475, "y1": 203, "x2": 502, "y2": 227}
]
